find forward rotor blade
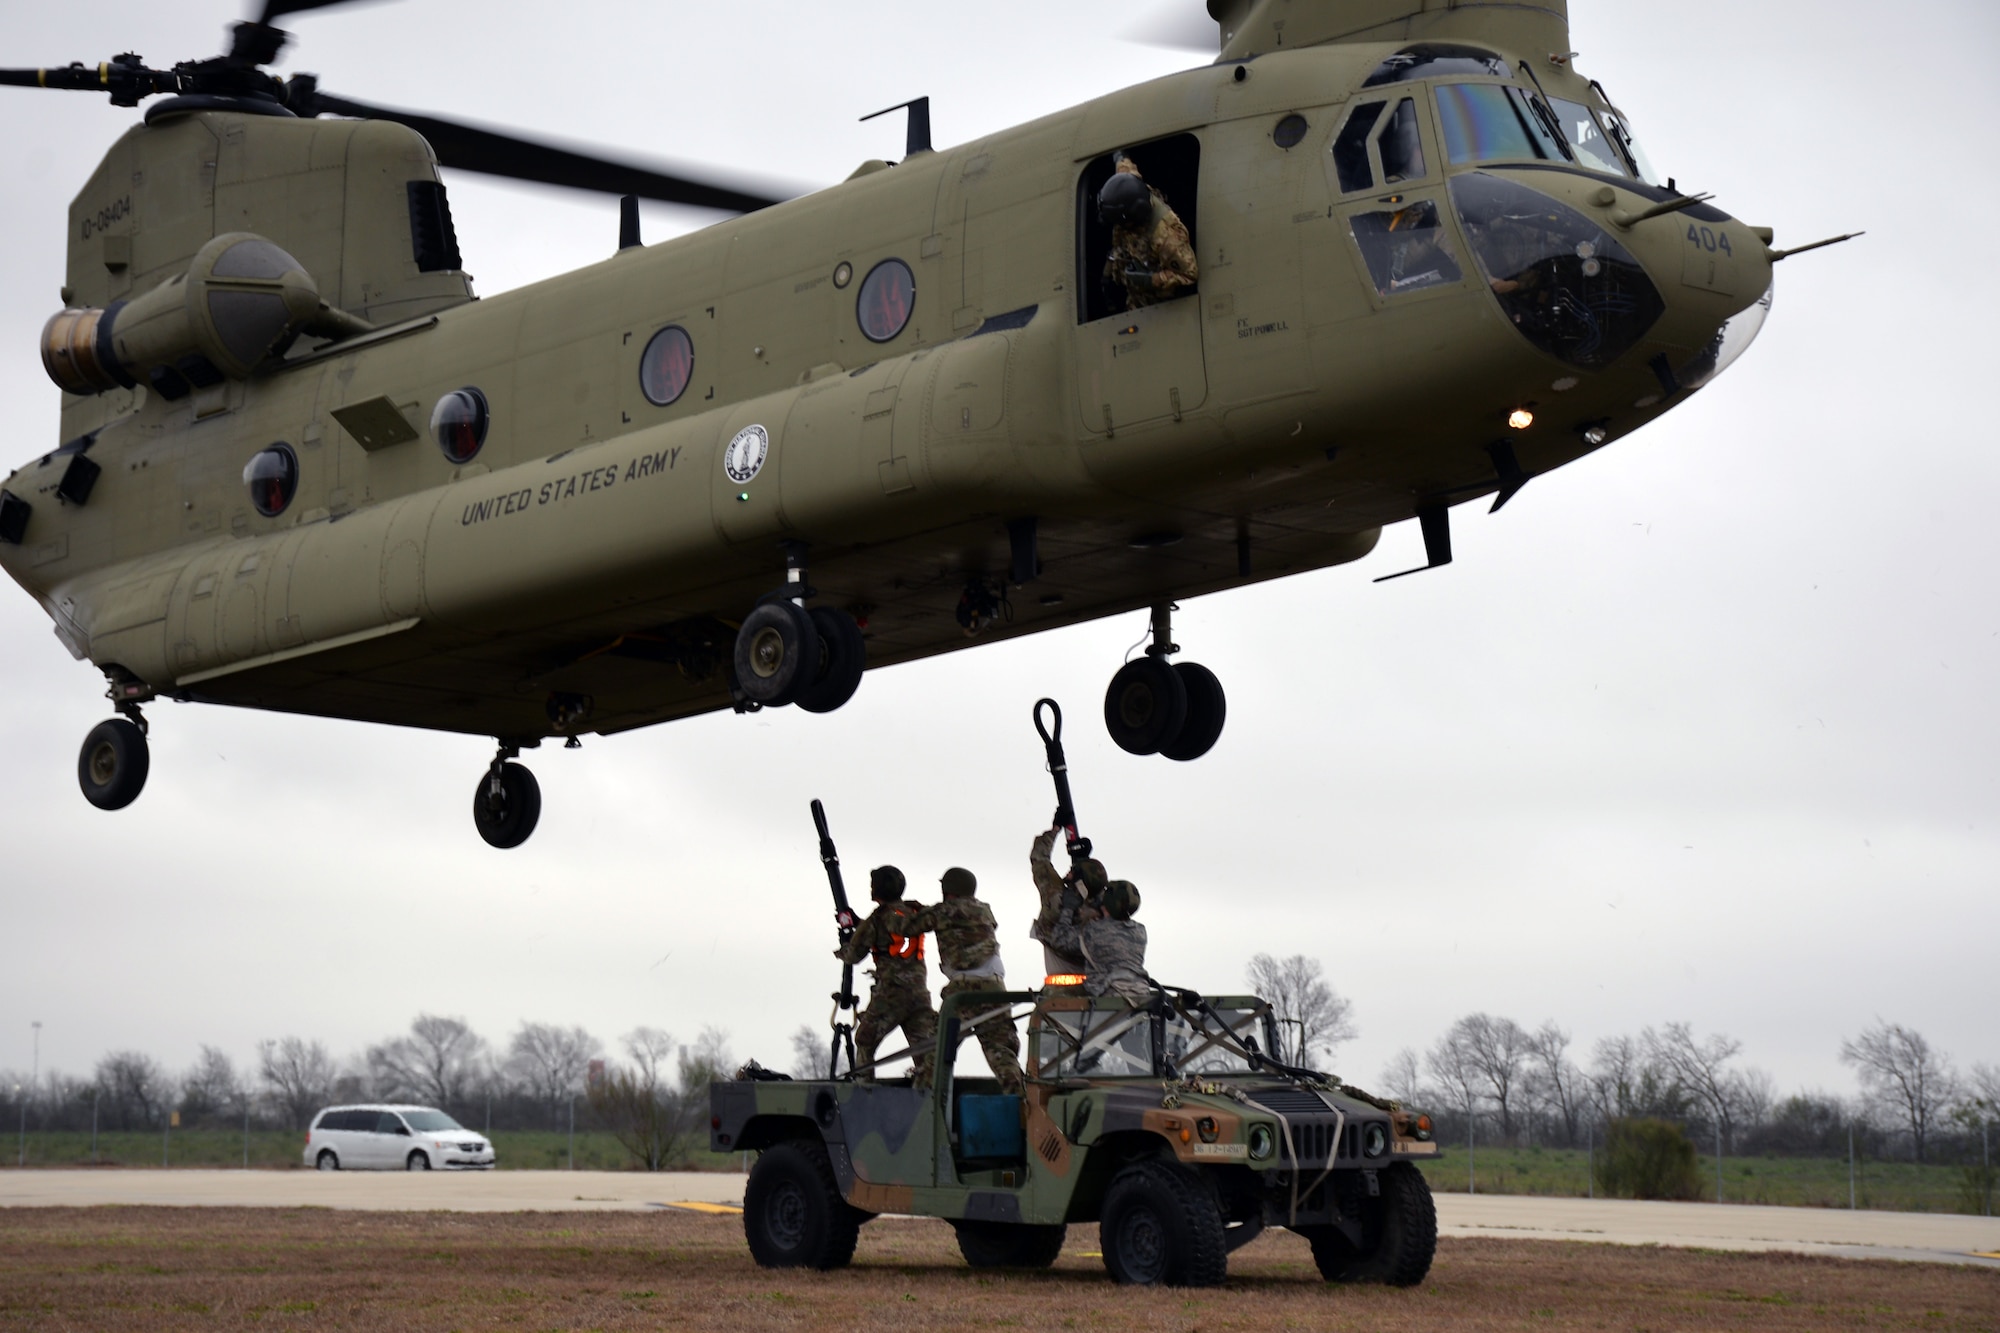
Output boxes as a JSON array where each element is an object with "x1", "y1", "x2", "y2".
[{"x1": 300, "y1": 87, "x2": 800, "y2": 214}]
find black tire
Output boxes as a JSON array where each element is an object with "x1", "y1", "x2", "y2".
[
  {"x1": 1099, "y1": 1158, "x2": 1227, "y2": 1287},
  {"x1": 1102, "y1": 657, "x2": 1187, "y2": 756},
  {"x1": 743, "y1": 1141, "x2": 862, "y2": 1270},
  {"x1": 733, "y1": 602, "x2": 821, "y2": 706},
  {"x1": 406, "y1": 1151, "x2": 431, "y2": 1171},
  {"x1": 1302, "y1": 1163, "x2": 1437, "y2": 1287},
  {"x1": 315, "y1": 1150, "x2": 339, "y2": 1171},
  {"x1": 1158, "y1": 662, "x2": 1226, "y2": 762},
  {"x1": 795, "y1": 607, "x2": 867, "y2": 714},
  {"x1": 472, "y1": 761, "x2": 541, "y2": 849},
  {"x1": 953, "y1": 1220, "x2": 1067, "y2": 1269},
  {"x1": 78, "y1": 717, "x2": 149, "y2": 811}
]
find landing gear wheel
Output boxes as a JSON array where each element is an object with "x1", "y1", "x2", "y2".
[
  {"x1": 1099, "y1": 1158, "x2": 1227, "y2": 1287},
  {"x1": 1299, "y1": 1162, "x2": 1437, "y2": 1286},
  {"x1": 1102, "y1": 657, "x2": 1187, "y2": 756},
  {"x1": 733, "y1": 602, "x2": 821, "y2": 707},
  {"x1": 78, "y1": 717, "x2": 150, "y2": 810},
  {"x1": 795, "y1": 607, "x2": 867, "y2": 714},
  {"x1": 1158, "y1": 662, "x2": 1226, "y2": 762},
  {"x1": 472, "y1": 762, "x2": 541, "y2": 849},
  {"x1": 953, "y1": 1220, "x2": 1067, "y2": 1269},
  {"x1": 743, "y1": 1141, "x2": 864, "y2": 1270}
]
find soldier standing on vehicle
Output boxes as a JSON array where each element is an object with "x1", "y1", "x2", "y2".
[
  {"x1": 1029, "y1": 825, "x2": 1107, "y2": 980},
  {"x1": 836, "y1": 866, "x2": 937, "y2": 1088},
  {"x1": 910, "y1": 868, "x2": 1025, "y2": 1095},
  {"x1": 1050, "y1": 879, "x2": 1153, "y2": 1005},
  {"x1": 1098, "y1": 155, "x2": 1198, "y2": 311}
]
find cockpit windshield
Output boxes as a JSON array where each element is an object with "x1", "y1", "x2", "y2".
[
  {"x1": 1435, "y1": 83, "x2": 1569, "y2": 166},
  {"x1": 1548, "y1": 97, "x2": 1631, "y2": 176}
]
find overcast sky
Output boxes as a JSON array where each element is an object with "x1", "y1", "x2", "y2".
[{"x1": 1, "y1": 1, "x2": 1994, "y2": 1107}]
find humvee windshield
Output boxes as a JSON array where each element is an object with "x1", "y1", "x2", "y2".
[{"x1": 1035, "y1": 1001, "x2": 1275, "y2": 1080}]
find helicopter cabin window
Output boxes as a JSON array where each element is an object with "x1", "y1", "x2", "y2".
[
  {"x1": 1075, "y1": 133, "x2": 1200, "y2": 325},
  {"x1": 431, "y1": 387, "x2": 490, "y2": 464},
  {"x1": 1434, "y1": 83, "x2": 1568, "y2": 167},
  {"x1": 243, "y1": 444, "x2": 299, "y2": 518},
  {"x1": 1349, "y1": 200, "x2": 1463, "y2": 299},
  {"x1": 638, "y1": 326, "x2": 695, "y2": 406},
  {"x1": 1548, "y1": 98, "x2": 1631, "y2": 177},
  {"x1": 856, "y1": 260, "x2": 916, "y2": 343}
]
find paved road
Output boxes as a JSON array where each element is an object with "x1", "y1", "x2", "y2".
[{"x1": 3, "y1": 1170, "x2": 1996, "y2": 1268}]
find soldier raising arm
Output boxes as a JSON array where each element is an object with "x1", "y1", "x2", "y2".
[
  {"x1": 908, "y1": 868, "x2": 1025, "y2": 1096},
  {"x1": 1029, "y1": 825, "x2": 1106, "y2": 980},
  {"x1": 1048, "y1": 879, "x2": 1153, "y2": 1006},
  {"x1": 836, "y1": 866, "x2": 938, "y2": 1089}
]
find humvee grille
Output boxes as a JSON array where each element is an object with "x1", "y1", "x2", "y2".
[
  {"x1": 1286, "y1": 1120, "x2": 1359, "y2": 1164},
  {"x1": 1245, "y1": 1088, "x2": 1331, "y2": 1116}
]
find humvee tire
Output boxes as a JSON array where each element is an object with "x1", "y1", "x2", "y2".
[
  {"x1": 1298, "y1": 1162, "x2": 1437, "y2": 1287},
  {"x1": 953, "y1": 1220, "x2": 1066, "y2": 1269},
  {"x1": 1099, "y1": 1158, "x2": 1228, "y2": 1287},
  {"x1": 743, "y1": 1141, "x2": 862, "y2": 1270}
]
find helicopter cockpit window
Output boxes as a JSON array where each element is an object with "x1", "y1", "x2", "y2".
[
  {"x1": 1434, "y1": 83, "x2": 1568, "y2": 166},
  {"x1": 1075, "y1": 133, "x2": 1200, "y2": 324},
  {"x1": 1362, "y1": 43, "x2": 1510, "y2": 88},
  {"x1": 856, "y1": 259, "x2": 915, "y2": 343},
  {"x1": 1378, "y1": 98, "x2": 1427, "y2": 183},
  {"x1": 1349, "y1": 201, "x2": 1463, "y2": 299},
  {"x1": 243, "y1": 443, "x2": 299, "y2": 518},
  {"x1": 638, "y1": 325, "x2": 694, "y2": 406},
  {"x1": 1548, "y1": 97, "x2": 1631, "y2": 177},
  {"x1": 1599, "y1": 104, "x2": 1664, "y2": 186},
  {"x1": 1332, "y1": 101, "x2": 1387, "y2": 194}
]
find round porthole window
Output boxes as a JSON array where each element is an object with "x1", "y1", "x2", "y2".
[
  {"x1": 856, "y1": 259, "x2": 915, "y2": 343},
  {"x1": 638, "y1": 325, "x2": 694, "y2": 407},
  {"x1": 243, "y1": 443, "x2": 299, "y2": 517},
  {"x1": 431, "y1": 387, "x2": 490, "y2": 464},
  {"x1": 1274, "y1": 113, "x2": 1309, "y2": 149}
]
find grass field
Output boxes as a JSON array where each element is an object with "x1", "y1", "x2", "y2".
[
  {"x1": 0, "y1": 1207, "x2": 1992, "y2": 1331},
  {"x1": 1413, "y1": 1144, "x2": 1984, "y2": 1214}
]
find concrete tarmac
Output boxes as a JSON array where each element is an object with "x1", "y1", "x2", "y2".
[{"x1": 3, "y1": 1170, "x2": 1997, "y2": 1268}]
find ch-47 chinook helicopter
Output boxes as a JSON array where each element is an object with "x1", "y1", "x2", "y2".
[{"x1": 2, "y1": 0, "x2": 1852, "y2": 848}]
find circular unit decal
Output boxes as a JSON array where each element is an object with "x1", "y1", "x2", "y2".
[
  {"x1": 638, "y1": 325, "x2": 694, "y2": 406},
  {"x1": 856, "y1": 258, "x2": 915, "y2": 343},
  {"x1": 724, "y1": 424, "x2": 770, "y2": 485}
]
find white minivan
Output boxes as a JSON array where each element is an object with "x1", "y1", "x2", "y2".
[{"x1": 304, "y1": 1104, "x2": 496, "y2": 1171}]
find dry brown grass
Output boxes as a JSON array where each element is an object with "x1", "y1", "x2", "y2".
[{"x1": 0, "y1": 1207, "x2": 1992, "y2": 1331}]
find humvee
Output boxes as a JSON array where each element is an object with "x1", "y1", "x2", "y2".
[{"x1": 709, "y1": 986, "x2": 1441, "y2": 1286}]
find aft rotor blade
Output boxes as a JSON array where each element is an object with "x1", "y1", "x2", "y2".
[
  {"x1": 301, "y1": 88, "x2": 799, "y2": 214},
  {"x1": 259, "y1": 0, "x2": 383, "y2": 22}
]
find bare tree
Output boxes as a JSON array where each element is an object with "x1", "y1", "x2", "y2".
[
  {"x1": 1448, "y1": 1014, "x2": 1530, "y2": 1141},
  {"x1": 258, "y1": 1037, "x2": 337, "y2": 1129},
  {"x1": 790, "y1": 1025, "x2": 828, "y2": 1081},
  {"x1": 1646, "y1": 1022, "x2": 1745, "y2": 1149},
  {"x1": 1245, "y1": 954, "x2": 1357, "y2": 1067},
  {"x1": 179, "y1": 1046, "x2": 244, "y2": 1126},
  {"x1": 367, "y1": 1015, "x2": 487, "y2": 1110},
  {"x1": 1425, "y1": 1027, "x2": 1480, "y2": 1124},
  {"x1": 1380, "y1": 1047, "x2": 1425, "y2": 1107},
  {"x1": 1588, "y1": 1033, "x2": 1692, "y2": 1123},
  {"x1": 678, "y1": 1026, "x2": 735, "y2": 1096},
  {"x1": 587, "y1": 1027, "x2": 691, "y2": 1171},
  {"x1": 95, "y1": 1051, "x2": 167, "y2": 1130},
  {"x1": 1841, "y1": 1021, "x2": 1958, "y2": 1162},
  {"x1": 1969, "y1": 1063, "x2": 2000, "y2": 1114},
  {"x1": 1525, "y1": 1022, "x2": 1585, "y2": 1146},
  {"x1": 506, "y1": 1022, "x2": 601, "y2": 1119}
]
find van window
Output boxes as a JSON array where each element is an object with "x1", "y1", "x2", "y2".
[
  {"x1": 375, "y1": 1112, "x2": 406, "y2": 1134},
  {"x1": 1075, "y1": 133, "x2": 1200, "y2": 324}
]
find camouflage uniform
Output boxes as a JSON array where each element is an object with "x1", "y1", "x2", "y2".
[
  {"x1": 837, "y1": 897, "x2": 936, "y2": 1088},
  {"x1": 1103, "y1": 175, "x2": 1198, "y2": 310},
  {"x1": 1049, "y1": 880, "x2": 1153, "y2": 1006},
  {"x1": 910, "y1": 876, "x2": 1024, "y2": 1096},
  {"x1": 1028, "y1": 828, "x2": 1104, "y2": 978}
]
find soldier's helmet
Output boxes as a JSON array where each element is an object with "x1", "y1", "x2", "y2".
[
  {"x1": 940, "y1": 867, "x2": 977, "y2": 898},
  {"x1": 1069, "y1": 857, "x2": 1109, "y2": 896},
  {"x1": 1102, "y1": 879, "x2": 1141, "y2": 920},
  {"x1": 1097, "y1": 170, "x2": 1153, "y2": 229},
  {"x1": 869, "y1": 865, "x2": 906, "y2": 902}
]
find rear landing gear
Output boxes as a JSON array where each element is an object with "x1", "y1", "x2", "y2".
[
  {"x1": 1102, "y1": 603, "x2": 1226, "y2": 761},
  {"x1": 78, "y1": 672, "x2": 155, "y2": 810},
  {"x1": 473, "y1": 743, "x2": 541, "y2": 850}
]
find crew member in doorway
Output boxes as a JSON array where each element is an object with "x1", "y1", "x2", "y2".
[
  {"x1": 1029, "y1": 824, "x2": 1106, "y2": 983},
  {"x1": 1050, "y1": 879, "x2": 1153, "y2": 1005},
  {"x1": 836, "y1": 866, "x2": 937, "y2": 1088},
  {"x1": 910, "y1": 867, "x2": 1025, "y2": 1095},
  {"x1": 1099, "y1": 154, "x2": 1198, "y2": 311}
]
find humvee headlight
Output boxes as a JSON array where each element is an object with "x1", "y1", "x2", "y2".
[
  {"x1": 1363, "y1": 1122, "x2": 1389, "y2": 1159},
  {"x1": 1248, "y1": 1124, "x2": 1275, "y2": 1161}
]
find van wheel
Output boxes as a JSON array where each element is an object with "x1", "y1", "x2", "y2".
[
  {"x1": 1099, "y1": 1158, "x2": 1227, "y2": 1287},
  {"x1": 743, "y1": 1142, "x2": 861, "y2": 1270},
  {"x1": 406, "y1": 1151, "x2": 432, "y2": 1171},
  {"x1": 316, "y1": 1151, "x2": 339, "y2": 1171},
  {"x1": 954, "y1": 1220, "x2": 1067, "y2": 1269}
]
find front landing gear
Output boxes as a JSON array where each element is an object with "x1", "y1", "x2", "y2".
[
  {"x1": 472, "y1": 743, "x2": 541, "y2": 849},
  {"x1": 78, "y1": 672, "x2": 155, "y2": 810},
  {"x1": 1102, "y1": 603, "x2": 1227, "y2": 761}
]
